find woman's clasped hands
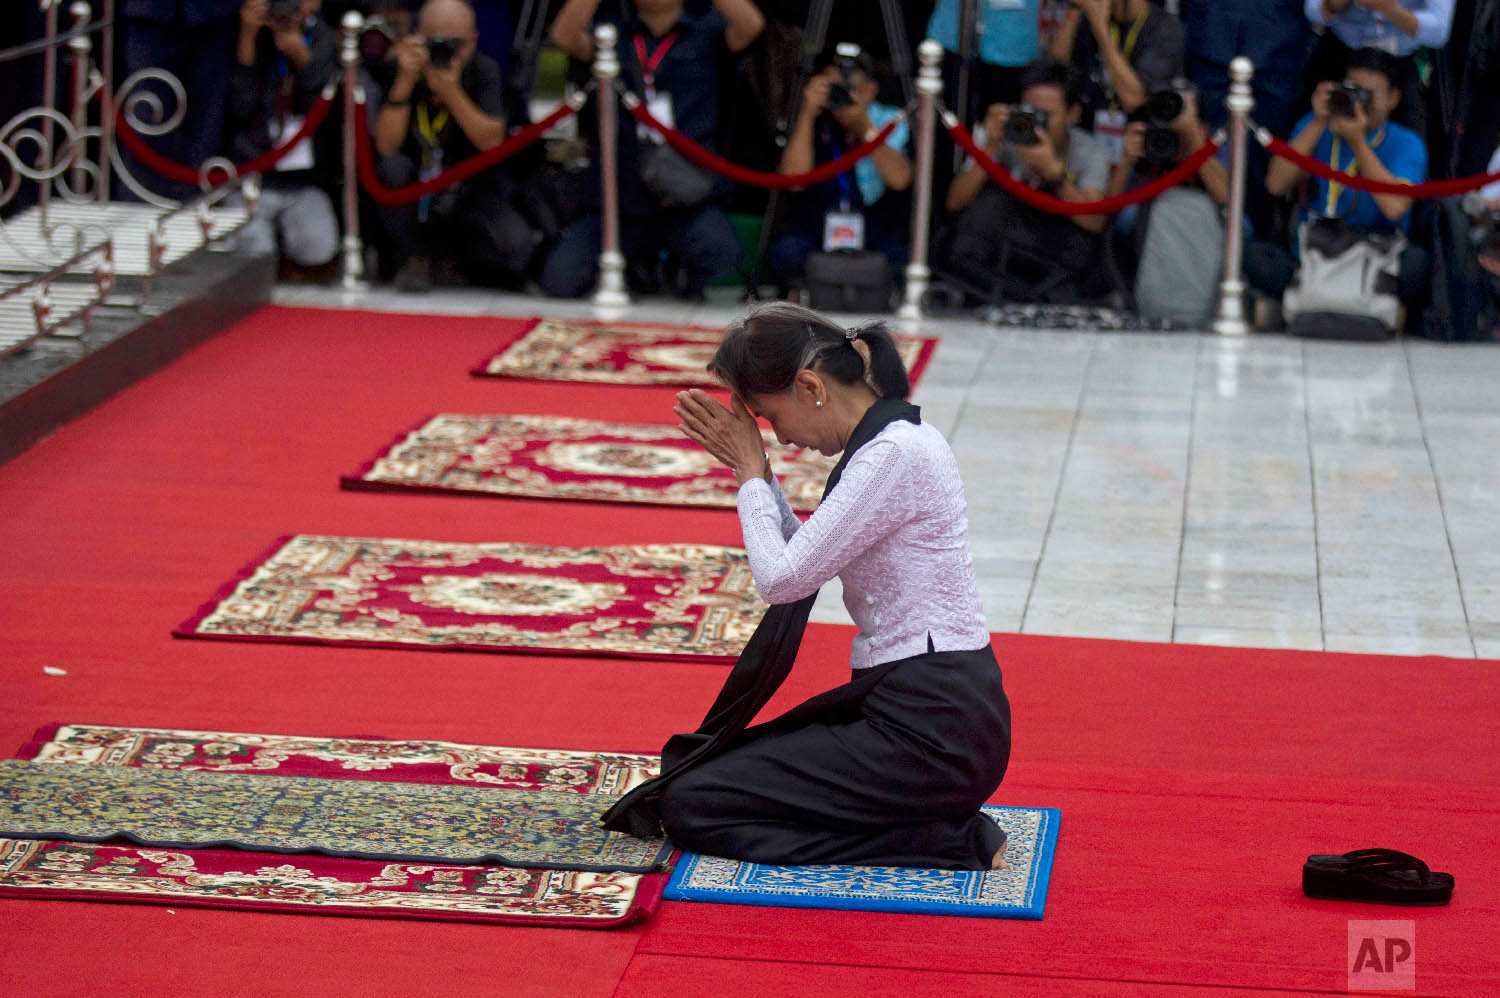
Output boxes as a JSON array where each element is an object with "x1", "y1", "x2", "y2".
[{"x1": 675, "y1": 389, "x2": 771, "y2": 486}]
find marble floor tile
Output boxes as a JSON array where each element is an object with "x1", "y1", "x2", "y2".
[
  {"x1": 1173, "y1": 604, "x2": 1323, "y2": 633},
  {"x1": 1323, "y1": 632, "x2": 1476, "y2": 658},
  {"x1": 1473, "y1": 639, "x2": 1500, "y2": 660},
  {"x1": 1171, "y1": 626, "x2": 1324, "y2": 651}
]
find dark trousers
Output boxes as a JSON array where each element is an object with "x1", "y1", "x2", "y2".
[
  {"x1": 538, "y1": 204, "x2": 740, "y2": 298},
  {"x1": 943, "y1": 186, "x2": 1104, "y2": 301},
  {"x1": 119, "y1": 15, "x2": 238, "y2": 200},
  {"x1": 373, "y1": 154, "x2": 538, "y2": 282},
  {"x1": 660, "y1": 646, "x2": 1012, "y2": 869}
]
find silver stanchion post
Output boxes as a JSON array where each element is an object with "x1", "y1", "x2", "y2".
[
  {"x1": 339, "y1": 11, "x2": 369, "y2": 291},
  {"x1": 100, "y1": 0, "x2": 114, "y2": 201},
  {"x1": 898, "y1": 39, "x2": 942, "y2": 321},
  {"x1": 592, "y1": 24, "x2": 628, "y2": 307},
  {"x1": 40, "y1": 0, "x2": 60, "y2": 229},
  {"x1": 67, "y1": 1, "x2": 91, "y2": 205},
  {"x1": 1213, "y1": 56, "x2": 1255, "y2": 336}
]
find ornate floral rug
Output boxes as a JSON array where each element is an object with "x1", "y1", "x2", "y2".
[
  {"x1": 343, "y1": 413, "x2": 836, "y2": 511},
  {"x1": 175, "y1": 535, "x2": 762, "y2": 662},
  {"x1": 472, "y1": 318, "x2": 938, "y2": 388},
  {"x1": 0, "y1": 723, "x2": 669, "y2": 926},
  {"x1": 0, "y1": 761, "x2": 671, "y2": 869},
  {"x1": 662, "y1": 806, "x2": 1061, "y2": 920}
]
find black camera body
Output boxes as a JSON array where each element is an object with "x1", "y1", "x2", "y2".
[
  {"x1": 425, "y1": 35, "x2": 459, "y2": 70},
  {"x1": 268, "y1": 0, "x2": 301, "y2": 30},
  {"x1": 1328, "y1": 81, "x2": 1373, "y2": 119},
  {"x1": 1140, "y1": 88, "x2": 1185, "y2": 166},
  {"x1": 826, "y1": 43, "x2": 863, "y2": 112},
  {"x1": 1004, "y1": 103, "x2": 1048, "y2": 147}
]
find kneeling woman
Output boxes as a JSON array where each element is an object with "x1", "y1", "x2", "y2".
[{"x1": 609, "y1": 302, "x2": 1011, "y2": 870}]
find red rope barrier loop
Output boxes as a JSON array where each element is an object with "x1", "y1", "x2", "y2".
[
  {"x1": 1258, "y1": 128, "x2": 1500, "y2": 199},
  {"x1": 942, "y1": 110, "x2": 1221, "y2": 216},
  {"x1": 622, "y1": 90, "x2": 904, "y2": 191},
  {"x1": 115, "y1": 82, "x2": 339, "y2": 189},
  {"x1": 353, "y1": 96, "x2": 583, "y2": 207}
]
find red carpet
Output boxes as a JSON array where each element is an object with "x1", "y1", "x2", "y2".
[{"x1": 1, "y1": 305, "x2": 1496, "y2": 996}]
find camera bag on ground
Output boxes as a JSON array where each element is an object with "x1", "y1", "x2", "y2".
[
  {"x1": 1283, "y1": 217, "x2": 1405, "y2": 340},
  {"x1": 639, "y1": 143, "x2": 716, "y2": 209},
  {"x1": 1423, "y1": 195, "x2": 1500, "y2": 341},
  {"x1": 1134, "y1": 187, "x2": 1224, "y2": 325},
  {"x1": 805, "y1": 250, "x2": 893, "y2": 312}
]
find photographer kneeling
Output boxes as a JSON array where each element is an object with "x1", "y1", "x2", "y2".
[
  {"x1": 1247, "y1": 46, "x2": 1428, "y2": 334},
  {"x1": 940, "y1": 58, "x2": 1110, "y2": 304},
  {"x1": 1106, "y1": 86, "x2": 1229, "y2": 324},
  {"x1": 767, "y1": 46, "x2": 913, "y2": 302},
  {"x1": 372, "y1": 0, "x2": 538, "y2": 291}
]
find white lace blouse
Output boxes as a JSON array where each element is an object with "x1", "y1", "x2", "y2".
[{"x1": 737, "y1": 418, "x2": 990, "y2": 669}]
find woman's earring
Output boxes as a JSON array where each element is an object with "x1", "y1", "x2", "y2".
[{"x1": 815, "y1": 400, "x2": 823, "y2": 408}]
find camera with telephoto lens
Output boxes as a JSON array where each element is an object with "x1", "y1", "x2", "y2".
[
  {"x1": 425, "y1": 35, "x2": 459, "y2": 70},
  {"x1": 359, "y1": 17, "x2": 397, "y2": 63},
  {"x1": 826, "y1": 42, "x2": 862, "y2": 111},
  {"x1": 1140, "y1": 87, "x2": 1185, "y2": 166},
  {"x1": 1004, "y1": 103, "x2": 1048, "y2": 147},
  {"x1": 267, "y1": 0, "x2": 302, "y2": 31},
  {"x1": 1328, "y1": 81, "x2": 1372, "y2": 119}
]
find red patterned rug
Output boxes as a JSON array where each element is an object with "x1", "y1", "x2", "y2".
[
  {"x1": 175, "y1": 535, "x2": 762, "y2": 662},
  {"x1": 343, "y1": 413, "x2": 836, "y2": 511},
  {"x1": 472, "y1": 317, "x2": 938, "y2": 387},
  {"x1": 0, "y1": 724, "x2": 667, "y2": 926}
]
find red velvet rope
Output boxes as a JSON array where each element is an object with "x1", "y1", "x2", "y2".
[
  {"x1": 944, "y1": 113, "x2": 1221, "y2": 216},
  {"x1": 624, "y1": 94, "x2": 902, "y2": 190},
  {"x1": 353, "y1": 99, "x2": 579, "y2": 206},
  {"x1": 1262, "y1": 132, "x2": 1500, "y2": 199},
  {"x1": 115, "y1": 91, "x2": 336, "y2": 187}
]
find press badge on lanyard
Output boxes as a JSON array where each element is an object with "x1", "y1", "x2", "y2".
[{"x1": 635, "y1": 32, "x2": 677, "y2": 142}]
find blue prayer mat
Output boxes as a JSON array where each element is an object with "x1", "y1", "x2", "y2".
[{"x1": 662, "y1": 806, "x2": 1060, "y2": 919}]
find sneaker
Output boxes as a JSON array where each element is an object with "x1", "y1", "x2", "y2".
[{"x1": 394, "y1": 256, "x2": 433, "y2": 293}]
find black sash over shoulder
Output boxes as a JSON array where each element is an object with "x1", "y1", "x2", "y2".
[{"x1": 600, "y1": 397, "x2": 921, "y2": 837}]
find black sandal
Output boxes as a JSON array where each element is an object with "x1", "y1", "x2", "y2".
[{"x1": 1302, "y1": 848, "x2": 1454, "y2": 906}]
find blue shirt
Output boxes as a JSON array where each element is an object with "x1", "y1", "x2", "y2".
[
  {"x1": 854, "y1": 103, "x2": 910, "y2": 207},
  {"x1": 1303, "y1": 0, "x2": 1453, "y2": 56},
  {"x1": 1291, "y1": 111, "x2": 1426, "y2": 233},
  {"x1": 926, "y1": 0, "x2": 1040, "y2": 67}
]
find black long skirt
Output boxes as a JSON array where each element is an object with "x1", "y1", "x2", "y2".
[{"x1": 660, "y1": 644, "x2": 1012, "y2": 870}]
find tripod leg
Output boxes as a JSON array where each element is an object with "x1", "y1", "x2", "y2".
[{"x1": 747, "y1": 0, "x2": 836, "y2": 300}]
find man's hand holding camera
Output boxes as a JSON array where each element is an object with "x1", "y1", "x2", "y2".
[{"x1": 237, "y1": 0, "x2": 311, "y2": 70}]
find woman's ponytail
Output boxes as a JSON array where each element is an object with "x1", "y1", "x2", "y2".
[{"x1": 852, "y1": 323, "x2": 911, "y2": 400}]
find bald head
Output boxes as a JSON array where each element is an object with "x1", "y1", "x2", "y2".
[{"x1": 419, "y1": 0, "x2": 476, "y2": 38}]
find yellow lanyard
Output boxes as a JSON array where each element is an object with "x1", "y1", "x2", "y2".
[
  {"x1": 1325, "y1": 126, "x2": 1384, "y2": 216},
  {"x1": 1105, "y1": 9, "x2": 1150, "y2": 110},
  {"x1": 1108, "y1": 9, "x2": 1149, "y2": 63},
  {"x1": 416, "y1": 104, "x2": 450, "y2": 166}
]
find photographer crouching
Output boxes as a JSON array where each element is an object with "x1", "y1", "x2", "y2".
[
  {"x1": 1246, "y1": 46, "x2": 1428, "y2": 334},
  {"x1": 372, "y1": 0, "x2": 540, "y2": 291},
  {"x1": 940, "y1": 57, "x2": 1111, "y2": 304},
  {"x1": 1105, "y1": 84, "x2": 1229, "y2": 324},
  {"x1": 227, "y1": 0, "x2": 340, "y2": 277}
]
